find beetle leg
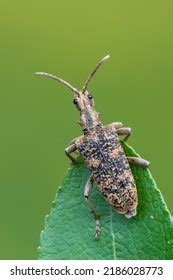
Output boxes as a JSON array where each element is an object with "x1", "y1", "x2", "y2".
[
  {"x1": 65, "y1": 143, "x2": 77, "y2": 163},
  {"x1": 84, "y1": 175, "x2": 100, "y2": 239},
  {"x1": 127, "y1": 156, "x2": 150, "y2": 168},
  {"x1": 108, "y1": 122, "x2": 123, "y2": 129},
  {"x1": 116, "y1": 127, "x2": 132, "y2": 142},
  {"x1": 84, "y1": 174, "x2": 94, "y2": 197},
  {"x1": 68, "y1": 136, "x2": 81, "y2": 145}
]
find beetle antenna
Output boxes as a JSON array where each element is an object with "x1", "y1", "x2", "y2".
[
  {"x1": 82, "y1": 55, "x2": 110, "y2": 93},
  {"x1": 35, "y1": 72, "x2": 80, "y2": 94}
]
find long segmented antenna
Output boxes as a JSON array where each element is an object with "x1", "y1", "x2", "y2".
[
  {"x1": 35, "y1": 72, "x2": 79, "y2": 94},
  {"x1": 82, "y1": 55, "x2": 110, "y2": 93}
]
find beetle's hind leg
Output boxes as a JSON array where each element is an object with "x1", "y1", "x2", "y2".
[
  {"x1": 84, "y1": 175, "x2": 100, "y2": 239},
  {"x1": 127, "y1": 156, "x2": 150, "y2": 168}
]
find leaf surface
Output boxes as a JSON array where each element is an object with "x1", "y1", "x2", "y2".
[{"x1": 38, "y1": 143, "x2": 173, "y2": 259}]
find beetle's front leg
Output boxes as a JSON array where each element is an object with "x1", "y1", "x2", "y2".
[
  {"x1": 108, "y1": 122, "x2": 123, "y2": 129},
  {"x1": 127, "y1": 156, "x2": 150, "y2": 168},
  {"x1": 65, "y1": 143, "x2": 77, "y2": 163},
  {"x1": 116, "y1": 127, "x2": 132, "y2": 142},
  {"x1": 84, "y1": 175, "x2": 100, "y2": 239},
  {"x1": 107, "y1": 122, "x2": 131, "y2": 141}
]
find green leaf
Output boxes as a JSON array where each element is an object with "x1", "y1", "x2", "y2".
[{"x1": 38, "y1": 143, "x2": 173, "y2": 259}]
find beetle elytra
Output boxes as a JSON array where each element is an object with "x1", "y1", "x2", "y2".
[{"x1": 35, "y1": 55, "x2": 150, "y2": 239}]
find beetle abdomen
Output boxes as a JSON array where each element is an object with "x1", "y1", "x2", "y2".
[{"x1": 76, "y1": 125, "x2": 138, "y2": 214}]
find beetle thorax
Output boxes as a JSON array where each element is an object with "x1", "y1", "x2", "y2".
[{"x1": 80, "y1": 106, "x2": 101, "y2": 133}]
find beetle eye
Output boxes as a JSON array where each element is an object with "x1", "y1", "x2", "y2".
[
  {"x1": 88, "y1": 95, "x2": 93, "y2": 99},
  {"x1": 73, "y1": 99, "x2": 78, "y2": 105}
]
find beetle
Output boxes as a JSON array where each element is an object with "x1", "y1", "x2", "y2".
[{"x1": 35, "y1": 55, "x2": 150, "y2": 239}]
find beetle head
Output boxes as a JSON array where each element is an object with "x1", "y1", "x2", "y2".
[
  {"x1": 72, "y1": 89, "x2": 101, "y2": 133},
  {"x1": 35, "y1": 55, "x2": 110, "y2": 133}
]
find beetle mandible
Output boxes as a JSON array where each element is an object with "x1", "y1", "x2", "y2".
[{"x1": 35, "y1": 55, "x2": 150, "y2": 239}]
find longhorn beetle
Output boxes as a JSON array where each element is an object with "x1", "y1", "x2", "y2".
[{"x1": 35, "y1": 55, "x2": 150, "y2": 239}]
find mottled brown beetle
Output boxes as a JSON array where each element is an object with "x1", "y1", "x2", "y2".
[{"x1": 35, "y1": 55, "x2": 150, "y2": 239}]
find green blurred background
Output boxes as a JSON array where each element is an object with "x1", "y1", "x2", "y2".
[{"x1": 0, "y1": 0, "x2": 173, "y2": 259}]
